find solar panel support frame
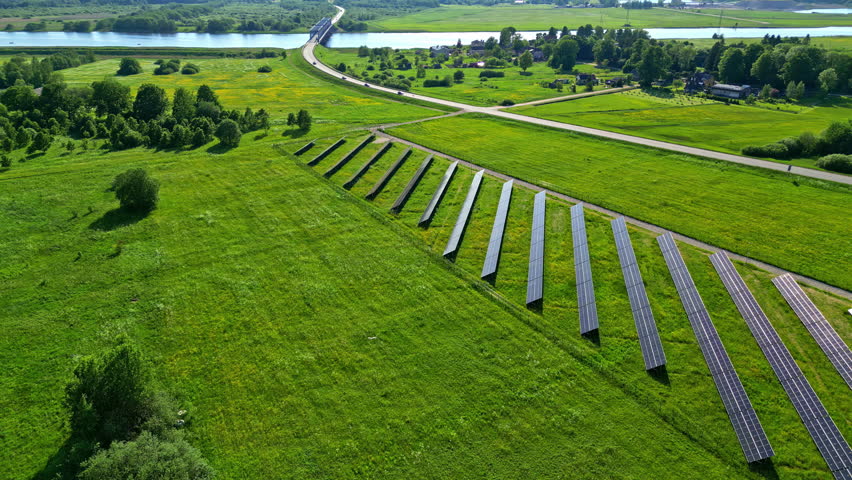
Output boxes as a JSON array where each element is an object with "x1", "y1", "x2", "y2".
[
  {"x1": 390, "y1": 155, "x2": 432, "y2": 214},
  {"x1": 443, "y1": 170, "x2": 484, "y2": 258},
  {"x1": 366, "y1": 148, "x2": 411, "y2": 200},
  {"x1": 481, "y1": 180, "x2": 514, "y2": 280},
  {"x1": 418, "y1": 161, "x2": 458, "y2": 227}
]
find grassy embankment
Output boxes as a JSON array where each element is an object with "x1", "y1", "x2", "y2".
[
  {"x1": 508, "y1": 88, "x2": 852, "y2": 169},
  {"x1": 385, "y1": 113, "x2": 852, "y2": 292},
  {"x1": 366, "y1": 4, "x2": 852, "y2": 32},
  {"x1": 1, "y1": 51, "x2": 849, "y2": 480},
  {"x1": 316, "y1": 46, "x2": 626, "y2": 107}
]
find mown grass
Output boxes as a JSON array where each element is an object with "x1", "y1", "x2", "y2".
[
  {"x1": 508, "y1": 89, "x2": 852, "y2": 169},
  {"x1": 2, "y1": 52, "x2": 850, "y2": 480},
  {"x1": 366, "y1": 4, "x2": 852, "y2": 32},
  {"x1": 316, "y1": 46, "x2": 625, "y2": 107},
  {"x1": 385, "y1": 113, "x2": 852, "y2": 292},
  {"x1": 306, "y1": 141, "x2": 851, "y2": 480}
]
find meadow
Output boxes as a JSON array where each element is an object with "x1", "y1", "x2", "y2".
[
  {"x1": 2, "y1": 50, "x2": 850, "y2": 480},
  {"x1": 508, "y1": 89, "x2": 852, "y2": 168},
  {"x1": 316, "y1": 46, "x2": 624, "y2": 107},
  {"x1": 385, "y1": 113, "x2": 852, "y2": 292},
  {"x1": 366, "y1": 4, "x2": 852, "y2": 32}
]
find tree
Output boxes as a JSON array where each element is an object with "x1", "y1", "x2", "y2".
[
  {"x1": 750, "y1": 52, "x2": 776, "y2": 86},
  {"x1": 786, "y1": 80, "x2": 800, "y2": 100},
  {"x1": 117, "y1": 58, "x2": 142, "y2": 76},
  {"x1": 111, "y1": 169, "x2": 160, "y2": 212},
  {"x1": 196, "y1": 85, "x2": 220, "y2": 107},
  {"x1": 718, "y1": 48, "x2": 746, "y2": 84},
  {"x1": 549, "y1": 38, "x2": 579, "y2": 73},
  {"x1": 453, "y1": 70, "x2": 465, "y2": 83},
  {"x1": 171, "y1": 87, "x2": 195, "y2": 122},
  {"x1": 15, "y1": 128, "x2": 31, "y2": 148},
  {"x1": 637, "y1": 45, "x2": 668, "y2": 88},
  {"x1": 79, "y1": 432, "x2": 214, "y2": 480},
  {"x1": 215, "y1": 119, "x2": 241, "y2": 147},
  {"x1": 91, "y1": 79, "x2": 131, "y2": 116},
  {"x1": 818, "y1": 68, "x2": 838, "y2": 95},
  {"x1": 784, "y1": 45, "x2": 824, "y2": 86},
  {"x1": 593, "y1": 38, "x2": 616, "y2": 66},
  {"x1": 759, "y1": 84, "x2": 772, "y2": 100},
  {"x1": 0, "y1": 84, "x2": 38, "y2": 111},
  {"x1": 1, "y1": 154, "x2": 10, "y2": 168},
  {"x1": 672, "y1": 78, "x2": 684, "y2": 92},
  {"x1": 704, "y1": 41, "x2": 724, "y2": 71},
  {"x1": 65, "y1": 335, "x2": 154, "y2": 444},
  {"x1": 133, "y1": 84, "x2": 168, "y2": 121},
  {"x1": 499, "y1": 26, "x2": 516, "y2": 48},
  {"x1": 519, "y1": 51, "x2": 533, "y2": 73},
  {"x1": 296, "y1": 109, "x2": 312, "y2": 131},
  {"x1": 27, "y1": 131, "x2": 52, "y2": 153},
  {"x1": 287, "y1": 112, "x2": 296, "y2": 126}
]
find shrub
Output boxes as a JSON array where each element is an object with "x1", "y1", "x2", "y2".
[
  {"x1": 742, "y1": 143, "x2": 790, "y2": 159},
  {"x1": 257, "y1": 65, "x2": 272, "y2": 73},
  {"x1": 500, "y1": 99, "x2": 515, "y2": 106},
  {"x1": 777, "y1": 137, "x2": 802, "y2": 157},
  {"x1": 1, "y1": 154, "x2": 10, "y2": 168},
  {"x1": 112, "y1": 168, "x2": 159, "y2": 212},
  {"x1": 79, "y1": 432, "x2": 214, "y2": 480},
  {"x1": 154, "y1": 60, "x2": 180, "y2": 75},
  {"x1": 816, "y1": 154, "x2": 852, "y2": 173},
  {"x1": 479, "y1": 70, "x2": 505, "y2": 78},
  {"x1": 180, "y1": 63, "x2": 200, "y2": 75},
  {"x1": 117, "y1": 58, "x2": 142, "y2": 76},
  {"x1": 423, "y1": 76, "x2": 452, "y2": 87}
]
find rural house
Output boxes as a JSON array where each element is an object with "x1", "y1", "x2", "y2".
[
  {"x1": 710, "y1": 83, "x2": 752, "y2": 99},
  {"x1": 575, "y1": 73, "x2": 597, "y2": 85}
]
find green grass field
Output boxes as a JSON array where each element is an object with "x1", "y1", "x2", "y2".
[
  {"x1": 385, "y1": 113, "x2": 852, "y2": 292},
  {"x1": 682, "y1": 35, "x2": 852, "y2": 52},
  {"x1": 366, "y1": 4, "x2": 852, "y2": 32},
  {"x1": 316, "y1": 46, "x2": 625, "y2": 107},
  {"x1": 508, "y1": 89, "x2": 852, "y2": 169},
  {"x1": 2, "y1": 51, "x2": 851, "y2": 480}
]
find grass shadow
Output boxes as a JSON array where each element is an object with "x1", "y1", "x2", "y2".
[
  {"x1": 282, "y1": 128, "x2": 309, "y2": 139},
  {"x1": 749, "y1": 458, "x2": 779, "y2": 480},
  {"x1": 30, "y1": 436, "x2": 94, "y2": 480},
  {"x1": 206, "y1": 143, "x2": 236, "y2": 155},
  {"x1": 647, "y1": 364, "x2": 670, "y2": 386},
  {"x1": 582, "y1": 328, "x2": 600, "y2": 347},
  {"x1": 89, "y1": 208, "x2": 148, "y2": 231}
]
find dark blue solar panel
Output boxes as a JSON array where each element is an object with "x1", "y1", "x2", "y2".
[
  {"x1": 419, "y1": 161, "x2": 458, "y2": 226},
  {"x1": 526, "y1": 191, "x2": 546, "y2": 306},
  {"x1": 481, "y1": 180, "x2": 513, "y2": 279},
  {"x1": 390, "y1": 155, "x2": 432, "y2": 214},
  {"x1": 366, "y1": 148, "x2": 411, "y2": 200},
  {"x1": 343, "y1": 141, "x2": 393, "y2": 190},
  {"x1": 571, "y1": 204, "x2": 597, "y2": 334},
  {"x1": 444, "y1": 170, "x2": 484, "y2": 257}
]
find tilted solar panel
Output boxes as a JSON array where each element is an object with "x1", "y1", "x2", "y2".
[
  {"x1": 481, "y1": 180, "x2": 513, "y2": 279},
  {"x1": 571, "y1": 204, "x2": 598, "y2": 334},
  {"x1": 419, "y1": 161, "x2": 458, "y2": 226},
  {"x1": 323, "y1": 135, "x2": 375, "y2": 178},
  {"x1": 526, "y1": 191, "x2": 546, "y2": 306},
  {"x1": 390, "y1": 155, "x2": 432, "y2": 214},
  {"x1": 307, "y1": 137, "x2": 346, "y2": 166},
  {"x1": 366, "y1": 148, "x2": 411, "y2": 200},
  {"x1": 444, "y1": 170, "x2": 484, "y2": 258},
  {"x1": 343, "y1": 142, "x2": 393, "y2": 190}
]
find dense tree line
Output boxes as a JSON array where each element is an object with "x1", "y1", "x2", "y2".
[{"x1": 0, "y1": 50, "x2": 95, "y2": 88}]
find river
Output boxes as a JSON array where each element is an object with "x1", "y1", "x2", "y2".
[{"x1": 0, "y1": 26, "x2": 851, "y2": 50}]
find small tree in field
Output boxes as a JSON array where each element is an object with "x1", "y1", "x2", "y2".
[
  {"x1": 296, "y1": 109, "x2": 312, "y2": 131},
  {"x1": 215, "y1": 119, "x2": 242, "y2": 147},
  {"x1": 453, "y1": 70, "x2": 464, "y2": 83},
  {"x1": 287, "y1": 112, "x2": 296, "y2": 126},
  {"x1": 519, "y1": 50, "x2": 533, "y2": 73},
  {"x1": 79, "y1": 432, "x2": 214, "y2": 480},
  {"x1": 112, "y1": 169, "x2": 160, "y2": 212}
]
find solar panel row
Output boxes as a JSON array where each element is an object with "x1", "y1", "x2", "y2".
[
  {"x1": 657, "y1": 233, "x2": 774, "y2": 463},
  {"x1": 307, "y1": 137, "x2": 346, "y2": 166},
  {"x1": 712, "y1": 253, "x2": 851, "y2": 479},
  {"x1": 343, "y1": 142, "x2": 393, "y2": 190},
  {"x1": 419, "y1": 161, "x2": 458, "y2": 226},
  {"x1": 323, "y1": 135, "x2": 375, "y2": 178},
  {"x1": 390, "y1": 155, "x2": 432, "y2": 214},
  {"x1": 444, "y1": 170, "x2": 484, "y2": 258},
  {"x1": 293, "y1": 140, "x2": 315, "y2": 156},
  {"x1": 571, "y1": 204, "x2": 598, "y2": 334},
  {"x1": 772, "y1": 274, "x2": 852, "y2": 390},
  {"x1": 366, "y1": 148, "x2": 411, "y2": 200},
  {"x1": 611, "y1": 217, "x2": 666, "y2": 370},
  {"x1": 481, "y1": 180, "x2": 514, "y2": 279},
  {"x1": 526, "y1": 191, "x2": 546, "y2": 306}
]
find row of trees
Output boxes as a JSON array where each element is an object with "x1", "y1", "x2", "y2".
[
  {"x1": 0, "y1": 50, "x2": 96, "y2": 88},
  {"x1": 742, "y1": 120, "x2": 852, "y2": 172}
]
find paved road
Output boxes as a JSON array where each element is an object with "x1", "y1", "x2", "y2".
[{"x1": 303, "y1": 32, "x2": 852, "y2": 186}]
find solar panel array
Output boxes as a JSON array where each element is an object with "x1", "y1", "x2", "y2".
[
  {"x1": 712, "y1": 253, "x2": 852, "y2": 479},
  {"x1": 307, "y1": 137, "x2": 346, "y2": 166},
  {"x1": 366, "y1": 148, "x2": 411, "y2": 200},
  {"x1": 772, "y1": 274, "x2": 852, "y2": 390},
  {"x1": 293, "y1": 140, "x2": 315, "y2": 156},
  {"x1": 611, "y1": 217, "x2": 666, "y2": 369},
  {"x1": 571, "y1": 204, "x2": 598, "y2": 334},
  {"x1": 343, "y1": 142, "x2": 393, "y2": 190},
  {"x1": 419, "y1": 161, "x2": 458, "y2": 226},
  {"x1": 390, "y1": 155, "x2": 432, "y2": 213},
  {"x1": 323, "y1": 135, "x2": 375, "y2": 178},
  {"x1": 657, "y1": 233, "x2": 774, "y2": 463},
  {"x1": 481, "y1": 180, "x2": 513, "y2": 279},
  {"x1": 526, "y1": 191, "x2": 546, "y2": 306},
  {"x1": 444, "y1": 170, "x2": 484, "y2": 258}
]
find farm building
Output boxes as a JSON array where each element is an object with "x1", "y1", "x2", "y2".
[{"x1": 710, "y1": 83, "x2": 752, "y2": 99}]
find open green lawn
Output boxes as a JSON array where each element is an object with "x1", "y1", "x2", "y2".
[
  {"x1": 2, "y1": 51, "x2": 850, "y2": 480},
  {"x1": 508, "y1": 89, "x2": 852, "y2": 169},
  {"x1": 366, "y1": 4, "x2": 852, "y2": 32},
  {"x1": 385, "y1": 113, "x2": 852, "y2": 292},
  {"x1": 316, "y1": 46, "x2": 625, "y2": 107}
]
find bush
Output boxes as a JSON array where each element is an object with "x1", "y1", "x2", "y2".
[
  {"x1": 479, "y1": 70, "x2": 505, "y2": 78},
  {"x1": 111, "y1": 168, "x2": 159, "y2": 212},
  {"x1": 79, "y1": 432, "x2": 214, "y2": 480},
  {"x1": 742, "y1": 143, "x2": 790, "y2": 159},
  {"x1": 423, "y1": 76, "x2": 452, "y2": 87},
  {"x1": 117, "y1": 58, "x2": 142, "y2": 76},
  {"x1": 154, "y1": 60, "x2": 180, "y2": 75},
  {"x1": 257, "y1": 65, "x2": 272, "y2": 73},
  {"x1": 816, "y1": 154, "x2": 852, "y2": 173},
  {"x1": 777, "y1": 137, "x2": 802, "y2": 157},
  {"x1": 500, "y1": 99, "x2": 515, "y2": 106},
  {"x1": 180, "y1": 63, "x2": 200, "y2": 75},
  {"x1": 1, "y1": 154, "x2": 10, "y2": 168}
]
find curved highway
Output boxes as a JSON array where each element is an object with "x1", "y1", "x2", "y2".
[{"x1": 303, "y1": 12, "x2": 851, "y2": 185}]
